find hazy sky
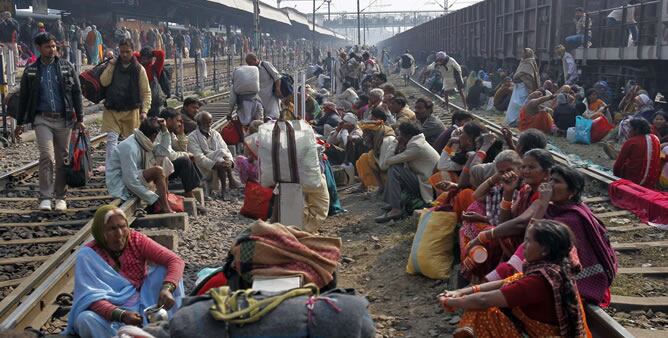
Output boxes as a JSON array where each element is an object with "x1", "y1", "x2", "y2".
[{"x1": 272, "y1": 0, "x2": 483, "y2": 14}]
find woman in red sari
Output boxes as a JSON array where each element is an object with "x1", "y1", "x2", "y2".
[
  {"x1": 463, "y1": 149, "x2": 554, "y2": 275},
  {"x1": 614, "y1": 118, "x2": 661, "y2": 188},
  {"x1": 440, "y1": 220, "x2": 590, "y2": 338}
]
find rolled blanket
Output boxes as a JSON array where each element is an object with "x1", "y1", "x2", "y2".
[{"x1": 231, "y1": 220, "x2": 342, "y2": 288}]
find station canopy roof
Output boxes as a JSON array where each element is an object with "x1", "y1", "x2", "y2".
[{"x1": 208, "y1": 0, "x2": 291, "y2": 26}]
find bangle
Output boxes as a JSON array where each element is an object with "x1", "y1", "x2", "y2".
[
  {"x1": 478, "y1": 231, "x2": 492, "y2": 245},
  {"x1": 500, "y1": 199, "x2": 512, "y2": 210},
  {"x1": 472, "y1": 285, "x2": 481, "y2": 293},
  {"x1": 111, "y1": 308, "x2": 126, "y2": 322},
  {"x1": 162, "y1": 282, "x2": 176, "y2": 293},
  {"x1": 476, "y1": 150, "x2": 486, "y2": 160}
]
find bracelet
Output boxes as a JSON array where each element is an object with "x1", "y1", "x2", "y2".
[
  {"x1": 500, "y1": 199, "x2": 512, "y2": 210},
  {"x1": 472, "y1": 285, "x2": 481, "y2": 293},
  {"x1": 111, "y1": 308, "x2": 126, "y2": 322},
  {"x1": 162, "y1": 282, "x2": 176, "y2": 293},
  {"x1": 478, "y1": 231, "x2": 492, "y2": 245}
]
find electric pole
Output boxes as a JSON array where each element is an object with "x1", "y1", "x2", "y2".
[
  {"x1": 312, "y1": 0, "x2": 316, "y2": 62},
  {"x1": 357, "y1": 0, "x2": 361, "y2": 45},
  {"x1": 253, "y1": 0, "x2": 260, "y2": 51}
]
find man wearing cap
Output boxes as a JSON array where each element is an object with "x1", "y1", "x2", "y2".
[
  {"x1": 426, "y1": 51, "x2": 467, "y2": 110},
  {"x1": 326, "y1": 112, "x2": 365, "y2": 165},
  {"x1": 181, "y1": 97, "x2": 202, "y2": 134},
  {"x1": 135, "y1": 47, "x2": 167, "y2": 117}
]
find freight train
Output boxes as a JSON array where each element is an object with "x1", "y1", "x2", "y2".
[{"x1": 377, "y1": 0, "x2": 668, "y2": 101}]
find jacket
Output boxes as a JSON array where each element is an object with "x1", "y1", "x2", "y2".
[
  {"x1": 17, "y1": 57, "x2": 83, "y2": 126},
  {"x1": 383, "y1": 134, "x2": 440, "y2": 203},
  {"x1": 106, "y1": 134, "x2": 171, "y2": 205}
]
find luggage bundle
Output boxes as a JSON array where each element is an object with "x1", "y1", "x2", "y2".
[
  {"x1": 79, "y1": 58, "x2": 111, "y2": 104},
  {"x1": 232, "y1": 66, "x2": 260, "y2": 95}
]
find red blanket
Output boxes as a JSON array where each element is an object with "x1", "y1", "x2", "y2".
[{"x1": 609, "y1": 179, "x2": 668, "y2": 225}]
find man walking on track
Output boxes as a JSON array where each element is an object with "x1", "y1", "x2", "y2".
[
  {"x1": 400, "y1": 49, "x2": 415, "y2": 87},
  {"x1": 426, "y1": 51, "x2": 467, "y2": 110},
  {"x1": 100, "y1": 38, "x2": 151, "y2": 169},
  {"x1": 15, "y1": 33, "x2": 84, "y2": 212},
  {"x1": 246, "y1": 53, "x2": 282, "y2": 120}
]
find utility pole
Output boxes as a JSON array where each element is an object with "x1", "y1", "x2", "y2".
[
  {"x1": 253, "y1": 0, "x2": 260, "y2": 51},
  {"x1": 312, "y1": 0, "x2": 316, "y2": 62},
  {"x1": 357, "y1": 0, "x2": 361, "y2": 45},
  {"x1": 327, "y1": 0, "x2": 331, "y2": 21}
]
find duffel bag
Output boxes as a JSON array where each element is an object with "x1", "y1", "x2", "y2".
[
  {"x1": 233, "y1": 66, "x2": 260, "y2": 95},
  {"x1": 144, "y1": 287, "x2": 375, "y2": 338},
  {"x1": 79, "y1": 58, "x2": 111, "y2": 104}
]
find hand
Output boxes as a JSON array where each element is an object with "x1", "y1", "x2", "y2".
[
  {"x1": 140, "y1": 112, "x2": 147, "y2": 121},
  {"x1": 538, "y1": 182, "x2": 553, "y2": 202},
  {"x1": 438, "y1": 289, "x2": 464, "y2": 299},
  {"x1": 188, "y1": 153, "x2": 196, "y2": 162},
  {"x1": 500, "y1": 171, "x2": 519, "y2": 192},
  {"x1": 122, "y1": 311, "x2": 142, "y2": 326},
  {"x1": 501, "y1": 127, "x2": 513, "y2": 146},
  {"x1": 109, "y1": 57, "x2": 116, "y2": 65},
  {"x1": 480, "y1": 133, "x2": 497, "y2": 148},
  {"x1": 446, "y1": 136, "x2": 459, "y2": 147},
  {"x1": 435, "y1": 180, "x2": 458, "y2": 192},
  {"x1": 14, "y1": 125, "x2": 23, "y2": 141},
  {"x1": 462, "y1": 211, "x2": 488, "y2": 223},
  {"x1": 158, "y1": 287, "x2": 176, "y2": 310},
  {"x1": 75, "y1": 121, "x2": 86, "y2": 131},
  {"x1": 157, "y1": 117, "x2": 167, "y2": 131}
]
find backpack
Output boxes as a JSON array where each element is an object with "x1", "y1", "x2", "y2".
[
  {"x1": 79, "y1": 58, "x2": 111, "y2": 104},
  {"x1": 261, "y1": 62, "x2": 293, "y2": 98},
  {"x1": 401, "y1": 54, "x2": 413, "y2": 68}
]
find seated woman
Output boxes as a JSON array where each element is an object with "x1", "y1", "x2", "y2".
[
  {"x1": 375, "y1": 122, "x2": 440, "y2": 223},
  {"x1": 464, "y1": 149, "x2": 555, "y2": 275},
  {"x1": 66, "y1": 205, "x2": 184, "y2": 338},
  {"x1": 433, "y1": 121, "x2": 485, "y2": 188},
  {"x1": 459, "y1": 150, "x2": 522, "y2": 279},
  {"x1": 482, "y1": 166, "x2": 618, "y2": 305},
  {"x1": 552, "y1": 93, "x2": 577, "y2": 134},
  {"x1": 466, "y1": 79, "x2": 488, "y2": 110},
  {"x1": 325, "y1": 113, "x2": 365, "y2": 165},
  {"x1": 583, "y1": 88, "x2": 608, "y2": 120},
  {"x1": 106, "y1": 117, "x2": 176, "y2": 213},
  {"x1": 355, "y1": 108, "x2": 396, "y2": 193},
  {"x1": 439, "y1": 219, "x2": 589, "y2": 338},
  {"x1": 235, "y1": 120, "x2": 263, "y2": 184},
  {"x1": 651, "y1": 111, "x2": 668, "y2": 145},
  {"x1": 613, "y1": 118, "x2": 661, "y2": 188},
  {"x1": 313, "y1": 102, "x2": 342, "y2": 136},
  {"x1": 519, "y1": 92, "x2": 557, "y2": 134}
]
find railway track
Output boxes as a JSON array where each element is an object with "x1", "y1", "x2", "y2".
[
  {"x1": 402, "y1": 76, "x2": 666, "y2": 337},
  {"x1": 0, "y1": 68, "x2": 313, "y2": 334}
]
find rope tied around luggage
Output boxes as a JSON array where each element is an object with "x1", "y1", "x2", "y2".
[
  {"x1": 209, "y1": 283, "x2": 320, "y2": 324},
  {"x1": 305, "y1": 295, "x2": 342, "y2": 325}
]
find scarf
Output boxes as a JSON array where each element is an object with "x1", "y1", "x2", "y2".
[
  {"x1": 523, "y1": 261, "x2": 585, "y2": 337},
  {"x1": 547, "y1": 203, "x2": 618, "y2": 285},
  {"x1": 134, "y1": 129, "x2": 156, "y2": 170}
]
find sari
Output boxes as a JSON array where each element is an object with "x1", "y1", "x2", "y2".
[
  {"x1": 487, "y1": 203, "x2": 617, "y2": 305},
  {"x1": 459, "y1": 262, "x2": 589, "y2": 338},
  {"x1": 519, "y1": 106, "x2": 555, "y2": 134}
]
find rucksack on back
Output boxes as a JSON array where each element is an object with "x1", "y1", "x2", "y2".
[
  {"x1": 401, "y1": 55, "x2": 412, "y2": 68},
  {"x1": 276, "y1": 73, "x2": 294, "y2": 98}
]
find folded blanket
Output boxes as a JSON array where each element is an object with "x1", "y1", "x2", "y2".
[{"x1": 231, "y1": 220, "x2": 342, "y2": 288}]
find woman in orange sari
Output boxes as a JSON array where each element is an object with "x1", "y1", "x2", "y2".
[
  {"x1": 439, "y1": 219, "x2": 590, "y2": 338},
  {"x1": 519, "y1": 92, "x2": 557, "y2": 134}
]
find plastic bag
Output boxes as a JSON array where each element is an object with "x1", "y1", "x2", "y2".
[
  {"x1": 590, "y1": 116, "x2": 614, "y2": 143},
  {"x1": 258, "y1": 120, "x2": 322, "y2": 189},
  {"x1": 567, "y1": 127, "x2": 577, "y2": 143},
  {"x1": 240, "y1": 181, "x2": 274, "y2": 220},
  {"x1": 406, "y1": 209, "x2": 456, "y2": 279},
  {"x1": 575, "y1": 116, "x2": 593, "y2": 144},
  {"x1": 65, "y1": 130, "x2": 92, "y2": 187},
  {"x1": 232, "y1": 66, "x2": 260, "y2": 95}
]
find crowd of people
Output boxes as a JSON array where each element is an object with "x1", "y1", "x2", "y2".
[{"x1": 8, "y1": 9, "x2": 637, "y2": 334}]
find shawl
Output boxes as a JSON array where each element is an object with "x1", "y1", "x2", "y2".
[
  {"x1": 361, "y1": 123, "x2": 395, "y2": 155},
  {"x1": 522, "y1": 261, "x2": 585, "y2": 337},
  {"x1": 514, "y1": 49, "x2": 540, "y2": 91},
  {"x1": 546, "y1": 203, "x2": 618, "y2": 304}
]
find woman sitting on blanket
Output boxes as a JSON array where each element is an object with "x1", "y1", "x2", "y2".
[
  {"x1": 66, "y1": 205, "x2": 185, "y2": 338},
  {"x1": 481, "y1": 165, "x2": 618, "y2": 305},
  {"x1": 439, "y1": 219, "x2": 590, "y2": 338}
]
